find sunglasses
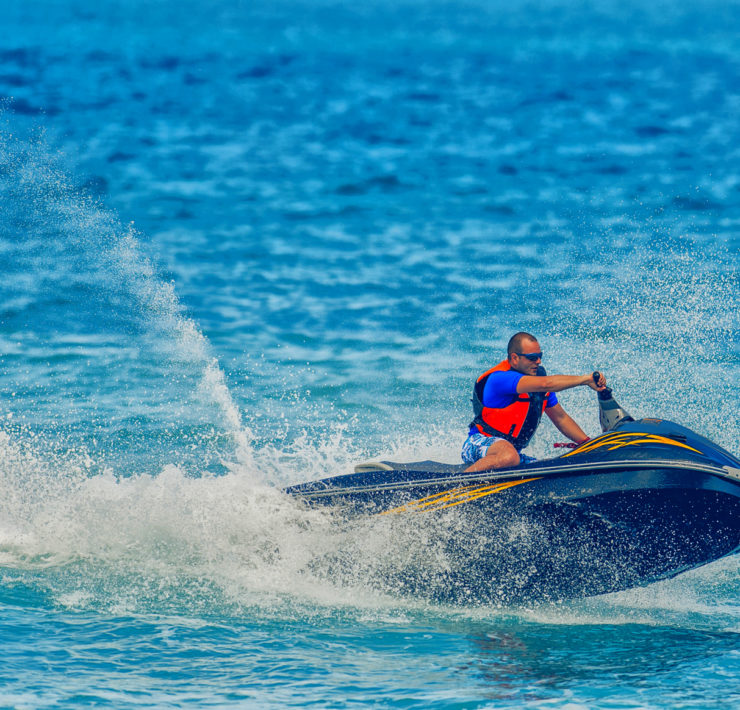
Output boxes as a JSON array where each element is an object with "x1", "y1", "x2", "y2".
[{"x1": 515, "y1": 352, "x2": 543, "y2": 362}]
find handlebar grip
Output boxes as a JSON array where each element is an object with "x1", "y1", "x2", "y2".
[{"x1": 593, "y1": 370, "x2": 613, "y2": 400}]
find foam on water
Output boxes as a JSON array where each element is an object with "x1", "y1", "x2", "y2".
[{"x1": 2, "y1": 411, "x2": 738, "y2": 629}]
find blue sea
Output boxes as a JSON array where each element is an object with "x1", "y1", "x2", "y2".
[{"x1": 1, "y1": 0, "x2": 739, "y2": 707}]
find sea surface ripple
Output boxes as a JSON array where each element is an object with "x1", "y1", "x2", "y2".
[{"x1": 1, "y1": 0, "x2": 739, "y2": 707}]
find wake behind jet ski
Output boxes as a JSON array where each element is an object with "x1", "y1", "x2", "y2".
[{"x1": 287, "y1": 383, "x2": 740, "y2": 604}]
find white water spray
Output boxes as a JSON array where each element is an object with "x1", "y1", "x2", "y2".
[{"x1": 1, "y1": 121, "x2": 254, "y2": 473}]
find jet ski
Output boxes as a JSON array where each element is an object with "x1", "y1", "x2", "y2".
[{"x1": 286, "y1": 378, "x2": 740, "y2": 603}]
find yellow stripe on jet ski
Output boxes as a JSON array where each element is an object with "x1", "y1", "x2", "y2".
[
  {"x1": 379, "y1": 477, "x2": 540, "y2": 515},
  {"x1": 561, "y1": 432, "x2": 702, "y2": 457}
]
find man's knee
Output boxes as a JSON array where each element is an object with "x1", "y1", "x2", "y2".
[
  {"x1": 490, "y1": 442, "x2": 520, "y2": 468},
  {"x1": 506, "y1": 449, "x2": 521, "y2": 467},
  {"x1": 463, "y1": 438, "x2": 522, "y2": 472}
]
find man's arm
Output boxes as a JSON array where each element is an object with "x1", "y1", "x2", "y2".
[
  {"x1": 516, "y1": 372, "x2": 606, "y2": 394},
  {"x1": 545, "y1": 403, "x2": 589, "y2": 443}
]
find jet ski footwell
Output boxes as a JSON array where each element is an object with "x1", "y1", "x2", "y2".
[{"x1": 286, "y1": 419, "x2": 740, "y2": 603}]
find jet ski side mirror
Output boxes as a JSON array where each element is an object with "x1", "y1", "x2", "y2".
[{"x1": 593, "y1": 371, "x2": 635, "y2": 432}]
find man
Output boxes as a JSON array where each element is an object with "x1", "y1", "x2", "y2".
[{"x1": 462, "y1": 332, "x2": 606, "y2": 472}]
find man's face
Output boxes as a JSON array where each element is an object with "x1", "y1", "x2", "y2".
[{"x1": 510, "y1": 339, "x2": 542, "y2": 376}]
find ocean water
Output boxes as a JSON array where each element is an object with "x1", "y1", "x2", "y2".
[{"x1": 1, "y1": 0, "x2": 739, "y2": 707}]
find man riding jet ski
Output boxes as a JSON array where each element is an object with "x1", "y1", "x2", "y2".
[
  {"x1": 463, "y1": 331, "x2": 606, "y2": 472},
  {"x1": 286, "y1": 340, "x2": 740, "y2": 603}
]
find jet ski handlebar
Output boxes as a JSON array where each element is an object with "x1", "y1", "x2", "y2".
[{"x1": 592, "y1": 371, "x2": 612, "y2": 401}]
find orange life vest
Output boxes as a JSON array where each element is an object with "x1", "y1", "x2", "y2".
[{"x1": 470, "y1": 360, "x2": 549, "y2": 450}]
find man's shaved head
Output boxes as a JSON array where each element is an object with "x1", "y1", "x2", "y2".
[{"x1": 507, "y1": 331, "x2": 538, "y2": 356}]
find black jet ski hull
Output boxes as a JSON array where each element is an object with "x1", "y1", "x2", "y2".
[{"x1": 286, "y1": 419, "x2": 740, "y2": 603}]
